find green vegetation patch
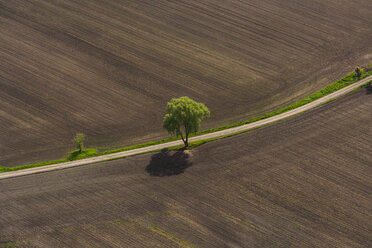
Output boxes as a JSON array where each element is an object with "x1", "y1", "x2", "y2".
[
  {"x1": 149, "y1": 225, "x2": 197, "y2": 248},
  {"x1": 1, "y1": 68, "x2": 371, "y2": 172},
  {"x1": 0, "y1": 149, "x2": 99, "y2": 173},
  {"x1": 68, "y1": 148, "x2": 98, "y2": 160},
  {"x1": 0, "y1": 241, "x2": 21, "y2": 248}
]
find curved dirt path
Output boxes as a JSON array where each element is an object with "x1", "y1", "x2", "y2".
[{"x1": 1, "y1": 75, "x2": 371, "y2": 179}]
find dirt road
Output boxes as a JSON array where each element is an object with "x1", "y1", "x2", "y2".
[
  {"x1": 1, "y1": 75, "x2": 371, "y2": 180},
  {"x1": 1, "y1": 85, "x2": 371, "y2": 247}
]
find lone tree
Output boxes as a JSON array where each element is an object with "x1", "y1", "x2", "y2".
[
  {"x1": 163, "y1": 96, "x2": 210, "y2": 147},
  {"x1": 73, "y1": 133, "x2": 85, "y2": 153},
  {"x1": 355, "y1": 66, "x2": 362, "y2": 78}
]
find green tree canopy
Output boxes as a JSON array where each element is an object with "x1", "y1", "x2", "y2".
[{"x1": 163, "y1": 96, "x2": 210, "y2": 147}]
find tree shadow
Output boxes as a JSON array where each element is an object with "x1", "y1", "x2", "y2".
[{"x1": 145, "y1": 149, "x2": 192, "y2": 176}]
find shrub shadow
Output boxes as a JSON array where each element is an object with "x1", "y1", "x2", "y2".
[
  {"x1": 145, "y1": 149, "x2": 192, "y2": 176},
  {"x1": 365, "y1": 84, "x2": 372, "y2": 94}
]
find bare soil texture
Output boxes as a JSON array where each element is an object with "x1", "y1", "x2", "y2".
[
  {"x1": 1, "y1": 0, "x2": 372, "y2": 166},
  {"x1": 1, "y1": 87, "x2": 371, "y2": 247}
]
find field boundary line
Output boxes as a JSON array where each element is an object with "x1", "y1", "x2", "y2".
[{"x1": 1, "y1": 75, "x2": 371, "y2": 179}]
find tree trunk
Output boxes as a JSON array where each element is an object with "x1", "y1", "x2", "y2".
[
  {"x1": 184, "y1": 130, "x2": 189, "y2": 148},
  {"x1": 179, "y1": 132, "x2": 187, "y2": 148}
]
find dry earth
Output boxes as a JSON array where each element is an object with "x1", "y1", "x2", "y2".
[
  {"x1": 0, "y1": 86, "x2": 371, "y2": 247},
  {"x1": 1, "y1": 0, "x2": 372, "y2": 166}
]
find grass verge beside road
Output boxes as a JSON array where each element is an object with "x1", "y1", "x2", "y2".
[{"x1": 1, "y1": 68, "x2": 371, "y2": 173}]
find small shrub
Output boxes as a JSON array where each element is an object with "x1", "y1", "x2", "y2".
[
  {"x1": 355, "y1": 66, "x2": 362, "y2": 78},
  {"x1": 73, "y1": 133, "x2": 85, "y2": 153}
]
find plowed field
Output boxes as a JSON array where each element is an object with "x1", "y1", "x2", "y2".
[
  {"x1": 1, "y1": 86, "x2": 371, "y2": 247},
  {"x1": 1, "y1": 0, "x2": 372, "y2": 166}
]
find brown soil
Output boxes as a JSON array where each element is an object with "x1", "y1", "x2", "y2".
[
  {"x1": 0, "y1": 87, "x2": 371, "y2": 247},
  {"x1": 1, "y1": 0, "x2": 372, "y2": 166}
]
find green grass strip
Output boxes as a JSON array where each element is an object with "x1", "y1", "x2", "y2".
[
  {"x1": 0, "y1": 159, "x2": 68, "y2": 173},
  {"x1": 195, "y1": 70, "x2": 372, "y2": 134},
  {"x1": 1, "y1": 68, "x2": 371, "y2": 173}
]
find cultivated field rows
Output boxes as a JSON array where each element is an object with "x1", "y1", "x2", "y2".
[
  {"x1": 1, "y1": 0, "x2": 372, "y2": 166},
  {"x1": 1, "y1": 87, "x2": 371, "y2": 247},
  {"x1": 2, "y1": 75, "x2": 371, "y2": 179}
]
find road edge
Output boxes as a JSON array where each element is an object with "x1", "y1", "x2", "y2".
[{"x1": 1, "y1": 75, "x2": 371, "y2": 179}]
